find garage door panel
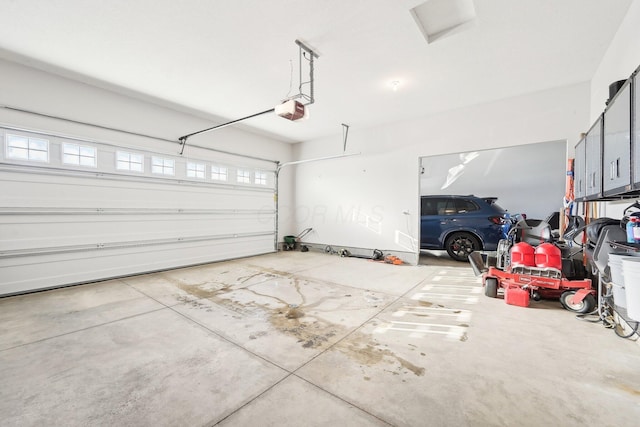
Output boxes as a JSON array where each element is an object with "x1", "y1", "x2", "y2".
[
  {"x1": 0, "y1": 213, "x2": 275, "y2": 251},
  {"x1": 0, "y1": 235, "x2": 275, "y2": 296},
  {"x1": 1, "y1": 169, "x2": 274, "y2": 210}
]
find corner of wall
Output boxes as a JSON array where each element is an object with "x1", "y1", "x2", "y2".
[{"x1": 590, "y1": 1, "x2": 640, "y2": 122}]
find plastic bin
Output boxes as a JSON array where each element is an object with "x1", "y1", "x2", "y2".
[
  {"x1": 608, "y1": 254, "x2": 627, "y2": 308},
  {"x1": 622, "y1": 257, "x2": 640, "y2": 321}
]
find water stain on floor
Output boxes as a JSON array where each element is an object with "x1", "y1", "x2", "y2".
[
  {"x1": 177, "y1": 283, "x2": 230, "y2": 300},
  {"x1": 396, "y1": 357, "x2": 426, "y2": 376},
  {"x1": 285, "y1": 305, "x2": 304, "y2": 319},
  {"x1": 173, "y1": 269, "x2": 348, "y2": 350},
  {"x1": 268, "y1": 310, "x2": 342, "y2": 350},
  {"x1": 337, "y1": 332, "x2": 426, "y2": 377},
  {"x1": 617, "y1": 383, "x2": 640, "y2": 396}
]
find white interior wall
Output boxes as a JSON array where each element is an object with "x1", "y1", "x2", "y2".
[
  {"x1": 0, "y1": 58, "x2": 296, "y2": 240},
  {"x1": 589, "y1": 1, "x2": 640, "y2": 219},
  {"x1": 293, "y1": 82, "x2": 590, "y2": 264},
  {"x1": 420, "y1": 140, "x2": 567, "y2": 220},
  {"x1": 590, "y1": 0, "x2": 640, "y2": 124}
]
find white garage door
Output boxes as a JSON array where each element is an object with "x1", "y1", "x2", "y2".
[{"x1": 0, "y1": 125, "x2": 277, "y2": 296}]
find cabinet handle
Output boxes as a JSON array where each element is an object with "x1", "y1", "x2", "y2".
[
  {"x1": 610, "y1": 161, "x2": 614, "y2": 180},
  {"x1": 610, "y1": 158, "x2": 620, "y2": 180}
]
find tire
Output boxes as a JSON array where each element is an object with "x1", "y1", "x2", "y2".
[
  {"x1": 559, "y1": 291, "x2": 596, "y2": 314},
  {"x1": 484, "y1": 277, "x2": 498, "y2": 298},
  {"x1": 445, "y1": 232, "x2": 481, "y2": 262}
]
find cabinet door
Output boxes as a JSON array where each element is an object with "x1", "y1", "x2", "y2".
[
  {"x1": 574, "y1": 138, "x2": 586, "y2": 200},
  {"x1": 585, "y1": 116, "x2": 602, "y2": 200},
  {"x1": 634, "y1": 75, "x2": 640, "y2": 189},
  {"x1": 603, "y1": 81, "x2": 631, "y2": 196}
]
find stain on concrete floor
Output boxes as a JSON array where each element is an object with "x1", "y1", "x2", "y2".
[
  {"x1": 165, "y1": 267, "x2": 429, "y2": 374},
  {"x1": 336, "y1": 332, "x2": 425, "y2": 377},
  {"x1": 171, "y1": 269, "x2": 354, "y2": 351}
]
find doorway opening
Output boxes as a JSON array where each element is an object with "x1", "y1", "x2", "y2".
[{"x1": 418, "y1": 140, "x2": 568, "y2": 265}]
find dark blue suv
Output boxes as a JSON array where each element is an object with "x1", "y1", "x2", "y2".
[{"x1": 420, "y1": 195, "x2": 506, "y2": 261}]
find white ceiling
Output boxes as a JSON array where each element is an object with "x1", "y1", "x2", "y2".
[{"x1": 0, "y1": 0, "x2": 633, "y2": 143}]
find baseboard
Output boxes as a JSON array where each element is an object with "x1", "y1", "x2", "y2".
[{"x1": 278, "y1": 242, "x2": 419, "y2": 265}]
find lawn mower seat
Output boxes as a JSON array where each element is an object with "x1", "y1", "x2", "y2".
[
  {"x1": 585, "y1": 220, "x2": 625, "y2": 281},
  {"x1": 544, "y1": 211, "x2": 561, "y2": 231},
  {"x1": 585, "y1": 218, "x2": 620, "y2": 252},
  {"x1": 518, "y1": 219, "x2": 552, "y2": 245},
  {"x1": 563, "y1": 215, "x2": 586, "y2": 242}
]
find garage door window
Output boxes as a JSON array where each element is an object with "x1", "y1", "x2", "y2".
[
  {"x1": 62, "y1": 143, "x2": 97, "y2": 167},
  {"x1": 151, "y1": 157, "x2": 175, "y2": 176},
  {"x1": 186, "y1": 162, "x2": 206, "y2": 178},
  {"x1": 237, "y1": 169, "x2": 251, "y2": 184},
  {"x1": 6, "y1": 134, "x2": 49, "y2": 163},
  {"x1": 116, "y1": 151, "x2": 144, "y2": 172},
  {"x1": 211, "y1": 166, "x2": 227, "y2": 181},
  {"x1": 254, "y1": 171, "x2": 267, "y2": 185}
]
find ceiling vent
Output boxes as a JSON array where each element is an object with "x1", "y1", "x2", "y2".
[{"x1": 410, "y1": 0, "x2": 477, "y2": 44}]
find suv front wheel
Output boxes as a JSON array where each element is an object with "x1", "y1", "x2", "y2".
[{"x1": 445, "y1": 232, "x2": 481, "y2": 262}]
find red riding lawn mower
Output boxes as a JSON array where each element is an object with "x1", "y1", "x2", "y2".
[{"x1": 469, "y1": 214, "x2": 596, "y2": 313}]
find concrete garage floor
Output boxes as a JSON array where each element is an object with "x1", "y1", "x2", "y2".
[{"x1": 1, "y1": 251, "x2": 639, "y2": 426}]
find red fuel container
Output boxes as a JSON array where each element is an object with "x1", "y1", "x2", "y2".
[
  {"x1": 534, "y1": 243, "x2": 562, "y2": 270},
  {"x1": 504, "y1": 286, "x2": 530, "y2": 307},
  {"x1": 510, "y1": 242, "x2": 535, "y2": 266}
]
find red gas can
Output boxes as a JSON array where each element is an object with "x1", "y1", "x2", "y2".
[
  {"x1": 504, "y1": 286, "x2": 530, "y2": 307},
  {"x1": 510, "y1": 242, "x2": 535, "y2": 266},
  {"x1": 534, "y1": 243, "x2": 562, "y2": 270}
]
